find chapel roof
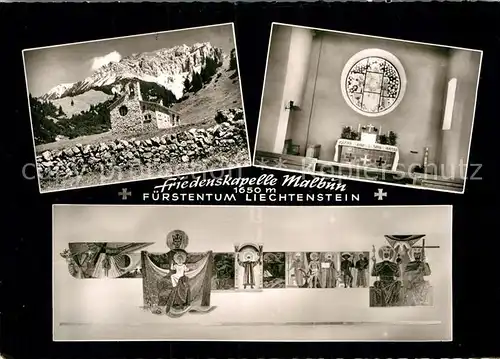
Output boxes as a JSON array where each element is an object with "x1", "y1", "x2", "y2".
[
  {"x1": 139, "y1": 99, "x2": 180, "y2": 115},
  {"x1": 107, "y1": 93, "x2": 180, "y2": 116},
  {"x1": 107, "y1": 94, "x2": 126, "y2": 111}
]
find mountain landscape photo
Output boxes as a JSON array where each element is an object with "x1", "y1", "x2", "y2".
[{"x1": 23, "y1": 25, "x2": 249, "y2": 192}]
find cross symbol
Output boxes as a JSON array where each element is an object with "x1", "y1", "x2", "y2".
[
  {"x1": 365, "y1": 124, "x2": 376, "y2": 132},
  {"x1": 255, "y1": 157, "x2": 268, "y2": 166},
  {"x1": 376, "y1": 156, "x2": 386, "y2": 167},
  {"x1": 118, "y1": 188, "x2": 132, "y2": 200},
  {"x1": 301, "y1": 158, "x2": 315, "y2": 171},
  {"x1": 374, "y1": 188, "x2": 387, "y2": 200},
  {"x1": 413, "y1": 244, "x2": 440, "y2": 250},
  {"x1": 274, "y1": 157, "x2": 287, "y2": 168},
  {"x1": 412, "y1": 238, "x2": 440, "y2": 255},
  {"x1": 344, "y1": 153, "x2": 354, "y2": 162},
  {"x1": 360, "y1": 154, "x2": 371, "y2": 166}
]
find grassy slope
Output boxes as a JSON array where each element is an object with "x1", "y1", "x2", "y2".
[
  {"x1": 52, "y1": 89, "x2": 113, "y2": 118},
  {"x1": 170, "y1": 57, "x2": 243, "y2": 125},
  {"x1": 35, "y1": 118, "x2": 219, "y2": 153},
  {"x1": 35, "y1": 58, "x2": 243, "y2": 154}
]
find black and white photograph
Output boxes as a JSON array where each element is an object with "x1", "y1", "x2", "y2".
[
  {"x1": 5, "y1": 3, "x2": 500, "y2": 356},
  {"x1": 60, "y1": 242, "x2": 153, "y2": 279},
  {"x1": 23, "y1": 23, "x2": 250, "y2": 193},
  {"x1": 254, "y1": 23, "x2": 482, "y2": 193},
  {"x1": 53, "y1": 205, "x2": 452, "y2": 341}
]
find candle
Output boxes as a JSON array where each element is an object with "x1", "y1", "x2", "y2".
[
  {"x1": 357, "y1": 124, "x2": 361, "y2": 133},
  {"x1": 379, "y1": 126, "x2": 382, "y2": 134}
]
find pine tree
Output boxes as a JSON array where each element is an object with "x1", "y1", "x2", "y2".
[
  {"x1": 200, "y1": 63, "x2": 209, "y2": 83},
  {"x1": 207, "y1": 57, "x2": 216, "y2": 78},
  {"x1": 58, "y1": 105, "x2": 64, "y2": 116},
  {"x1": 163, "y1": 90, "x2": 176, "y2": 107},
  {"x1": 183, "y1": 76, "x2": 191, "y2": 92},
  {"x1": 191, "y1": 72, "x2": 203, "y2": 92},
  {"x1": 229, "y1": 49, "x2": 237, "y2": 71},
  {"x1": 200, "y1": 57, "x2": 218, "y2": 84},
  {"x1": 70, "y1": 98, "x2": 74, "y2": 106},
  {"x1": 215, "y1": 48, "x2": 223, "y2": 67}
]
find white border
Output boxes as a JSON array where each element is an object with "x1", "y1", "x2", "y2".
[
  {"x1": 340, "y1": 48, "x2": 407, "y2": 117},
  {"x1": 22, "y1": 23, "x2": 252, "y2": 194},
  {"x1": 252, "y1": 22, "x2": 484, "y2": 195},
  {"x1": 52, "y1": 204, "x2": 453, "y2": 343}
]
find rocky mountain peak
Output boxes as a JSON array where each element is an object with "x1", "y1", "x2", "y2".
[{"x1": 41, "y1": 42, "x2": 224, "y2": 101}]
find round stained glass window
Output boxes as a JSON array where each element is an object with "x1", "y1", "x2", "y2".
[{"x1": 340, "y1": 49, "x2": 407, "y2": 117}]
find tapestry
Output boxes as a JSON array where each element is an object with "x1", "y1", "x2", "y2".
[{"x1": 141, "y1": 250, "x2": 215, "y2": 317}]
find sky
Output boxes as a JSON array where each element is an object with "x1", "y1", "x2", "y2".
[{"x1": 23, "y1": 24, "x2": 235, "y2": 97}]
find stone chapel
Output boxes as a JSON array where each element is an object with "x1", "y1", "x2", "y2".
[{"x1": 108, "y1": 81, "x2": 181, "y2": 135}]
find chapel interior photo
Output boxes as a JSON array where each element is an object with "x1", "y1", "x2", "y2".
[{"x1": 254, "y1": 24, "x2": 482, "y2": 192}]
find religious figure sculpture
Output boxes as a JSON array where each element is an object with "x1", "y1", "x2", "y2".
[
  {"x1": 289, "y1": 252, "x2": 307, "y2": 287},
  {"x1": 396, "y1": 246, "x2": 411, "y2": 280},
  {"x1": 355, "y1": 253, "x2": 369, "y2": 288},
  {"x1": 307, "y1": 252, "x2": 321, "y2": 288},
  {"x1": 235, "y1": 244, "x2": 263, "y2": 290},
  {"x1": 341, "y1": 253, "x2": 354, "y2": 288},
  {"x1": 401, "y1": 247, "x2": 432, "y2": 306},
  {"x1": 141, "y1": 230, "x2": 214, "y2": 317},
  {"x1": 321, "y1": 252, "x2": 337, "y2": 288},
  {"x1": 370, "y1": 245, "x2": 402, "y2": 307},
  {"x1": 101, "y1": 255, "x2": 111, "y2": 277},
  {"x1": 156, "y1": 249, "x2": 192, "y2": 313}
]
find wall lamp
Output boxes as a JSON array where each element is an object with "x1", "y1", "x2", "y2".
[{"x1": 285, "y1": 100, "x2": 300, "y2": 111}]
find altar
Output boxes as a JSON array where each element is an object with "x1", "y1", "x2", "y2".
[{"x1": 333, "y1": 139, "x2": 399, "y2": 171}]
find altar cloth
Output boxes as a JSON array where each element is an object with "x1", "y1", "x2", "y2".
[{"x1": 334, "y1": 139, "x2": 399, "y2": 171}]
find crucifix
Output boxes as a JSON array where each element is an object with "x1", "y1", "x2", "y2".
[
  {"x1": 360, "y1": 154, "x2": 371, "y2": 166},
  {"x1": 376, "y1": 156, "x2": 386, "y2": 168},
  {"x1": 365, "y1": 124, "x2": 376, "y2": 133},
  {"x1": 412, "y1": 237, "x2": 440, "y2": 260},
  {"x1": 344, "y1": 152, "x2": 355, "y2": 162}
]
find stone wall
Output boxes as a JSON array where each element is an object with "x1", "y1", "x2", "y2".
[
  {"x1": 37, "y1": 108, "x2": 247, "y2": 180},
  {"x1": 141, "y1": 107, "x2": 159, "y2": 132}
]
